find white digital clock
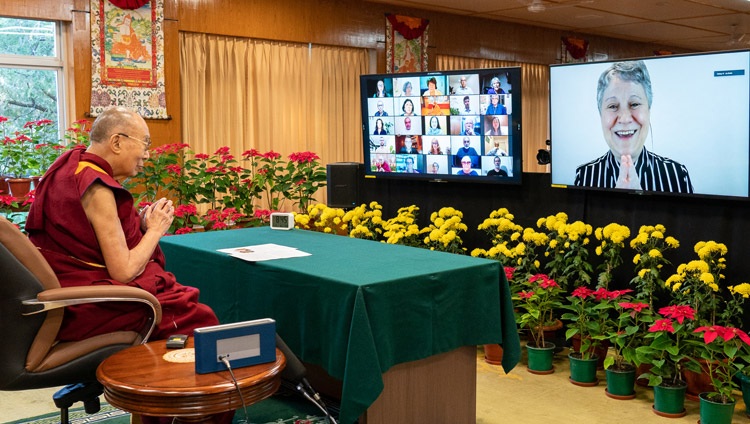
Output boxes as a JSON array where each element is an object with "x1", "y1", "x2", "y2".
[{"x1": 270, "y1": 212, "x2": 295, "y2": 230}]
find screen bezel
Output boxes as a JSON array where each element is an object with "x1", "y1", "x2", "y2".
[
  {"x1": 549, "y1": 49, "x2": 750, "y2": 201},
  {"x1": 360, "y1": 67, "x2": 523, "y2": 185}
]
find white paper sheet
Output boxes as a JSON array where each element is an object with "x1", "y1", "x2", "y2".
[{"x1": 217, "y1": 243, "x2": 311, "y2": 262}]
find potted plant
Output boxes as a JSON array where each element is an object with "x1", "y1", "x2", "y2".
[
  {"x1": 0, "y1": 193, "x2": 29, "y2": 230},
  {"x1": 64, "y1": 119, "x2": 92, "y2": 147},
  {"x1": 593, "y1": 222, "x2": 630, "y2": 289},
  {"x1": 420, "y1": 207, "x2": 467, "y2": 254},
  {"x1": 665, "y1": 240, "x2": 732, "y2": 399},
  {"x1": 3, "y1": 133, "x2": 35, "y2": 197},
  {"x1": 296, "y1": 203, "x2": 349, "y2": 235},
  {"x1": 562, "y1": 286, "x2": 629, "y2": 385},
  {"x1": 629, "y1": 224, "x2": 680, "y2": 386},
  {"x1": 636, "y1": 305, "x2": 701, "y2": 418},
  {"x1": 691, "y1": 325, "x2": 750, "y2": 424},
  {"x1": 341, "y1": 201, "x2": 384, "y2": 240},
  {"x1": 516, "y1": 273, "x2": 563, "y2": 374},
  {"x1": 601, "y1": 299, "x2": 653, "y2": 399},
  {"x1": 22, "y1": 119, "x2": 59, "y2": 178},
  {"x1": 381, "y1": 205, "x2": 422, "y2": 247},
  {"x1": 285, "y1": 151, "x2": 327, "y2": 213},
  {"x1": 537, "y1": 212, "x2": 593, "y2": 292},
  {"x1": 473, "y1": 208, "x2": 547, "y2": 296},
  {"x1": 629, "y1": 224, "x2": 680, "y2": 309}
]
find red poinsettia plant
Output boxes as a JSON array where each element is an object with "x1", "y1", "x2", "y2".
[
  {"x1": 242, "y1": 149, "x2": 327, "y2": 213},
  {"x1": 561, "y1": 286, "x2": 632, "y2": 360},
  {"x1": 516, "y1": 274, "x2": 563, "y2": 349},
  {"x1": 602, "y1": 300, "x2": 653, "y2": 371},
  {"x1": 0, "y1": 192, "x2": 33, "y2": 230},
  {"x1": 691, "y1": 325, "x2": 750, "y2": 404},
  {"x1": 635, "y1": 305, "x2": 702, "y2": 388}
]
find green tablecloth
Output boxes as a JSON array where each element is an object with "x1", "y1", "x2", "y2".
[{"x1": 159, "y1": 227, "x2": 520, "y2": 424}]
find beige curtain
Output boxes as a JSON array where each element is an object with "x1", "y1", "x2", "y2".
[
  {"x1": 436, "y1": 55, "x2": 550, "y2": 173},
  {"x1": 180, "y1": 32, "x2": 369, "y2": 207}
]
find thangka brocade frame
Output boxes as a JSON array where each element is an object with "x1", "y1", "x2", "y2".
[
  {"x1": 385, "y1": 14, "x2": 429, "y2": 74},
  {"x1": 90, "y1": 0, "x2": 167, "y2": 119}
]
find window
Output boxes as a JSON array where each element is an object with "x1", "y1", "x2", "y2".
[{"x1": 0, "y1": 17, "x2": 65, "y2": 140}]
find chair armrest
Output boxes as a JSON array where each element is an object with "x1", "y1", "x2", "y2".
[{"x1": 22, "y1": 285, "x2": 162, "y2": 343}]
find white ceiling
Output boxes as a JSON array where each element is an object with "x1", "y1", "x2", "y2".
[{"x1": 367, "y1": 0, "x2": 750, "y2": 52}]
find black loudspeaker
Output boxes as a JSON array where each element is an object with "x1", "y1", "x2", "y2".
[{"x1": 327, "y1": 162, "x2": 363, "y2": 208}]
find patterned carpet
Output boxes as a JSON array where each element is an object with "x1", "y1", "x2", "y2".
[{"x1": 7, "y1": 392, "x2": 329, "y2": 424}]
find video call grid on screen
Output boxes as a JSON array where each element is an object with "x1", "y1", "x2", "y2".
[
  {"x1": 362, "y1": 68, "x2": 522, "y2": 184},
  {"x1": 549, "y1": 49, "x2": 750, "y2": 200}
]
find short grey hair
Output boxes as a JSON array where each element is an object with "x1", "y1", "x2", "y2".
[
  {"x1": 596, "y1": 60, "x2": 652, "y2": 113},
  {"x1": 90, "y1": 106, "x2": 139, "y2": 143}
]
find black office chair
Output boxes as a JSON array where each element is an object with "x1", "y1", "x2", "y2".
[{"x1": 0, "y1": 216, "x2": 162, "y2": 422}]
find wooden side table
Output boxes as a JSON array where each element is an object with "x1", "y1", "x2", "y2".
[{"x1": 96, "y1": 339, "x2": 285, "y2": 423}]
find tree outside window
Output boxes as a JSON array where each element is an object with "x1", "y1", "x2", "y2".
[{"x1": 0, "y1": 17, "x2": 64, "y2": 139}]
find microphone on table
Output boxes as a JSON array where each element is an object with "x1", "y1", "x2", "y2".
[{"x1": 275, "y1": 334, "x2": 337, "y2": 424}]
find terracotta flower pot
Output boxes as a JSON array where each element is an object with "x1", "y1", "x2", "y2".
[
  {"x1": 483, "y1": 344, "x2": 503, "y2": 365},
  {"x1": 5, "y1": 177, "x2": 32, "y2": 198},
  {"x1": 684, "y1": 358, "x2": 715, "y2": 401},
  {"x1": 526, "y1": 319, "x2": 563, "y2": 346}
]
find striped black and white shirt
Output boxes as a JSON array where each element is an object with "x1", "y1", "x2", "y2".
[{"x1": 574, "y1": 148, "x2": 693, "y2": 193}]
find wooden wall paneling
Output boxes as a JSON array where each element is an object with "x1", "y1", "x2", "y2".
[
  {"x1": 176, "y1": 0, "x2": 689, "y2": 66},
  {"x1": 0, "y1": 0, "x2": 74, "y2": 21},
  {"x1": 147, "y1": 16, "x2": 181, "y2": 146}
]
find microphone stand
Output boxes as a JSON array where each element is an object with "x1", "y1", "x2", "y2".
[{"x1": 276, "y1": 334, "x2": 338, "y2": 424}]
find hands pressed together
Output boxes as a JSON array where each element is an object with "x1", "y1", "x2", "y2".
[
  {"x1": 140, "y1": 197, "x2": 174, "y2": 234},
  {"x1": 616, "y1": 154, "x2": 641, "y2": 189}
]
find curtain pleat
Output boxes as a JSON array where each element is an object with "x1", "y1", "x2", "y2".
[
  {"x1": 436, "y1": 54, "x2": 549, "y2": 173},
  {"x1": 180, "y1": 33, "x2": 369, "y2": 208}
]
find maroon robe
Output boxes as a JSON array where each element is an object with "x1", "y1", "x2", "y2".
[{"x1": 26, "y1": 147, "x2": 219, "y2": 342}]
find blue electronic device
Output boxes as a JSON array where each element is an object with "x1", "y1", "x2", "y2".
[{"x1": 193, "y1": 318, "x2": 277, "y2": 374}]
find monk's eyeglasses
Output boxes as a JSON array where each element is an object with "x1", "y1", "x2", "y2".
[{"x1": 116, "y1": 133, "x2": 152, "y2": 149}]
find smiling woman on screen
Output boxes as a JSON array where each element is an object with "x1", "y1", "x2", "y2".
[{"x1": 574, "y1": 60, "x2": 693, "y2": 193}]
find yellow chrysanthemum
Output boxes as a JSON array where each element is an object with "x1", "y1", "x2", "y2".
[
  {"x1": 729, "y1": 283, "x2": 750, "y2": 298},
  {"x1": 665, "y1": 236, "x2": 680, "y2": 248}
]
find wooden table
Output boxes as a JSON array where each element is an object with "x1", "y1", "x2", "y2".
[{"x1": 96, "y1": 339, "x2": 285, "y2": 423}]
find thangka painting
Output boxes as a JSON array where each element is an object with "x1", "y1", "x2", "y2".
[
  {"x1": 90, "y1": 0, "x2": 167, "y2": 119},
  {"x1": 386, "y1": 14, "x2": 429, "y2": 74}
]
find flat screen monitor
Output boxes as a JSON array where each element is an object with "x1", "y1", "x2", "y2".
[
  {"x1": 360, "y1": 67, "x2": 522, "y2": 184},
  {"x1": 549, "y1": 49, "x2": 750, "y2": 200}
]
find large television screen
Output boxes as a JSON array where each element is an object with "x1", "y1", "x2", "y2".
[
  {"x1": 360, "y1": 67, "x2": 522, "y2": 184},
  {"x1": 550, "y1": 50, "x2": 750, "y2": 200}
]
